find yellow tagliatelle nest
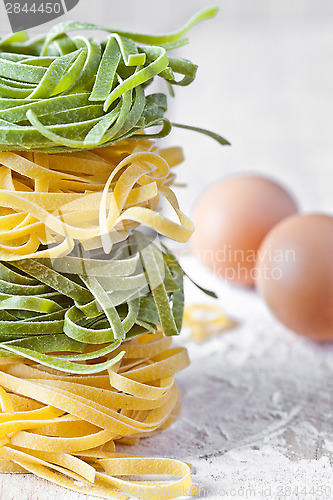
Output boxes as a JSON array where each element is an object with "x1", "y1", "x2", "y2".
[
  {"x1": 0, "y1": 332, "x2": 197, "y2": 499},
  {"x1": 0, "y1": 139, "x2": 193, "y2": 261}
]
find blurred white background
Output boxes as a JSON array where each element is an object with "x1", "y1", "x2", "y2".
[{"x1": 0, "y1": 0, "x2": 332, "y2": 215}]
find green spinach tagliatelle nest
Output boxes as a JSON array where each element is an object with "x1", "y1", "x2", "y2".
[{"x1": 0, "y1": 7, "x2": 228, "y2": 152}]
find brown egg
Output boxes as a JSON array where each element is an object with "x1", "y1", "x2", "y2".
[
  {"x1": 256, "y1": 214, "x2": 333, "y2": 341},
  {"x1": 190, "y1": 175, "x2": 298, "y2": 286}
]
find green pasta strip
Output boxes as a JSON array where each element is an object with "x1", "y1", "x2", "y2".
[
  {"x1": 0, "y1": 348, "x2": 125, "y2": 374},
  {"x1": 80, "y1": 276, "x2": 125, "y2": 340},
  {"x1": 64, "y1": 305, "x2": 118, "y2": 344},
  {"x1": 0, "y1": 295, "x2": 61, "y2": 314},
  {"x1": 135, "y1": 233, "x2": 179, "y2": 337},
  {"x1": 28, "y1": 50, "x2": 81, "y2": 99},
  {"x1": 103, "y1": 46, "x2": 168, "y2": 112},
  {"x1": 40, "y1": 7, "x2": 218, "y2": 48},
  {"x1": 90, "y1": 37, "x2": 121, "y2": 101},
  {"x1": 36, "y1": 254, "x2": 139, "y2": 277},
  {"x1": 0, "y1": 93, "x2": 90, "y2": 121},
  {"x1": 0, "y1": 59, "x2": 46, "y2": 83},
  {"x1": 12, "y1": 259, "x2": 93, "y2": 303},
  {"x1": 172, "y1": 122, "x2": 231, "y2": 146},
  {"x1": 0, "y1": 318, "x2": 64, "y2": 335},
  {"x1": 0, "y1": 334, "x2": 85, "y2": 356}
]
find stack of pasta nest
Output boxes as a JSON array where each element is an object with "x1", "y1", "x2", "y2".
[{"x1": 0, "y1": 8, "x2": 226, "y2": 499}]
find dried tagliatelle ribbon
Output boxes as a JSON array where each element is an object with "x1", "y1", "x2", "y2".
[
  {"x1": 0, "y1": 332, "x2": 198, "y2": 499},
  {"x1": 183, "y1": 304, "x2": 237, "y2": 342},
  {"x1": 0, "y1": 138, "x2": 193, "y2": 260}
]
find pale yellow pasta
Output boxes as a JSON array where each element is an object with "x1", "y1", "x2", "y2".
[
  {"x1": 0, "y1": 140, "x2": 193, "y2": 260},
  {"x1": 183, "y1": 304, "x2": 237, "y2": 342},
  {"x1": 0, "y1": 333, "x2": 197, "y2": 499}
]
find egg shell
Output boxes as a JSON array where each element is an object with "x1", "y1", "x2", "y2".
[
  {"x1": 191, "y1": 175, "x2": 298, "y2": 285},
  {"x1": 256, "y1": 214, "x2": 333, "y2": 341}
]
